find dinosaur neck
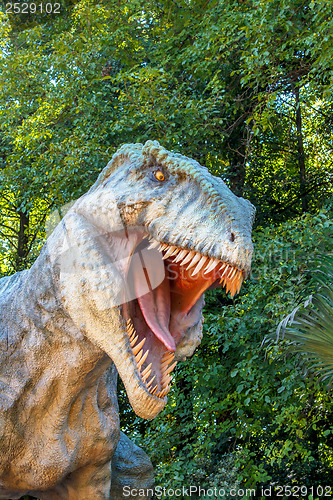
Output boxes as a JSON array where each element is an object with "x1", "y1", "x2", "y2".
[{"x1": 0, "y1": 246, "x2": 110, "y2": 405}]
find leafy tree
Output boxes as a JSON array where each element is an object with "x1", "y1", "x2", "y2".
[{"x1": 1, "y1": 0, "x2": 333, "y2": 275}]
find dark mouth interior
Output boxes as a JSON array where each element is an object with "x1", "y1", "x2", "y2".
[{"x1": 122, "y1": 237, "x2": 244, "y2": 399}]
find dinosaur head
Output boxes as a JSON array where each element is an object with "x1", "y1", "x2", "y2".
[{"x1": 59, "y1": 141, "x2": 255, "y2": 419}]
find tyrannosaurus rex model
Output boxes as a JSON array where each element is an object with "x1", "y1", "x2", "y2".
[{"x1": 0, "y1": 141, "x2": 255, "y2": 499}]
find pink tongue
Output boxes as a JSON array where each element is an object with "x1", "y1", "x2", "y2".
[{"x1": 134, "y1": 270, "x2": 176, "y2": 352}]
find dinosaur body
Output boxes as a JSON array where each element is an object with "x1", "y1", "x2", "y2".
[
  {"x1": 0, "y1": 141, "x2": 255, "y2": 499},
  {"x1": 0, "y1": 246, "x2": 121, "y2": 499}
]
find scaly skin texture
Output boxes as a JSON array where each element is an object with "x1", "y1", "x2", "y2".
[{"x1": 0, "y1": 141, "x2": 255, "y2": 499}]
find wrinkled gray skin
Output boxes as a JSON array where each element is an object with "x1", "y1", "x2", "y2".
[{"x1": 0, "y1": 141, "x2": 255, "y2": 499}]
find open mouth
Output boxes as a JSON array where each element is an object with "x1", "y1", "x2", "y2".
[{"x1": 121, "y1": 236, "x2": 244, "y2": 401}]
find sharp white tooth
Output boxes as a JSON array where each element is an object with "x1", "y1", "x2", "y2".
[
  {"x1": 186, "y1": 253, "x2": 202, "y2": 270},
  {"x1": 174, "y1": 249, "x2": 188, "y2": 263},
  {"x1": 221, "y1": 264, "x2": 230, "y2": 277},
  {"x1": 161, "y1": 351, "x2": 175, "y2": 363},
  {"x1": 141, "y1": 363, "x2": 152, "y2": 377},
  {"x1": 170, "y1": 247, "x2": 180, "y2": 257},
  {"x1": 231, "y1": 269, "x2": 239, "y2": 282},
  {"x1": 142, "y1": 368, "x2": 152, "y2": 382},
  {"x1": 161, "y1": 374, "x2": 171, "y2": 388},
  {"x1": 191, "y1": 256, "x2": 208, "y2": 276},
  {"x1": 138, "y1": 350, "x2": 149, "y2": 369},
  {"x1": 130, "y1": 335, "x2": 138, "y2": 347},
  {"x1": 135, "y1": 349, "x2": 143, "y2": 362},
  {"x1": 204, "y1": 259, "x2": 219, "y2": 274},
  {"x1": 161, "y1": 358, "x2": 173, "y2": 369},
  {"x1": 180, "y1": 251, "x2": 195, "y2": 266},
  {"x1": 133, "y1": 338, "x2": 146, "y2": 356},
  {"x1": 159, "y1": 387, "x2": 169, "y2": 397},
  {"x1": 148, "y1": 240, "x2": 160, "y2": 249},
  {"x1": 142, "y1": 372, "x2": 151, "y2": 383},
  {"x1": 229, "y1": 268, "x2": 237, "y2": 280},
  {"x1": 165, "y1": 361, "x2": 177, "y2": 375},
  {"x1": 162, "y1": 245, "x2": 178, "y2": 259},
  {"x1": 226, "y1": 266, "x2": 235, "y2": 279},
  {"x1": 147, "y1": 375, "x2": 156, "y2": 388}
]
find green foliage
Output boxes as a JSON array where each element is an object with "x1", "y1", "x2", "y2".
[{"x1": 280, "y1": 254, "x2": 333, "y2": 383}]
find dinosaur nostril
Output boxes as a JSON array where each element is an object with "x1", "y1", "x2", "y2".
[{"x1": 230, "y1": 232, "x2": 235, "y2": 242}]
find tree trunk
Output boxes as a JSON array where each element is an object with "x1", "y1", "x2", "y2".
[
  {"x1": 227, "y1": 141, "x2": 246, "y2": 197},
  {"x1": 293, "y1": 84, "x2": 308, "y2": 213},
  {"x1": 16, "y1": 210, "x2": 29, "y2": 271}
]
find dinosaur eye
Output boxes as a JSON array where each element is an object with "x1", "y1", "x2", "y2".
[{"x1": 155, "y1": 170, "x2": 165, "y2": 182}]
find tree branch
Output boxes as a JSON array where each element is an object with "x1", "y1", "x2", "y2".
[
  {"x1": 0, "y1": 194, "x2": 18, "y2": 210},
  {"x1": 0, "y1": 222, "x2": 18, "y2": 235},
  {"x1": 0, "y1": 231, "x2": 17, "y2": 248}
]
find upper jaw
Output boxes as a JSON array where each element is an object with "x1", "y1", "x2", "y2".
[{"x1": 147, "y1": 237, "x2": 247, "y2": 295}]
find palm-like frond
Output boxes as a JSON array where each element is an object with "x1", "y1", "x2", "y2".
[{"x1": 277, "y1": 254, "x2": 333, "y2": 383}]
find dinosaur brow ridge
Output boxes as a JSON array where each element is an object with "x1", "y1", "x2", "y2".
[
  {"x1": 142, "y1": 141, "x2": 229, "y2": 215},
  {"x1": 94, "y1": 140, "x2": 230, "y2": 217}
]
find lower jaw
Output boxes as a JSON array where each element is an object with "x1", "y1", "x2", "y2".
[
  {"x1": 125, "y1": 375, "x2": 168, "y2": 419},
  {"x1": 122, "y1": 299, "x2": 176, "y2": 395},
  {"x1": 122, "y1": 289, "x2": 207, "y2": 401}
]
